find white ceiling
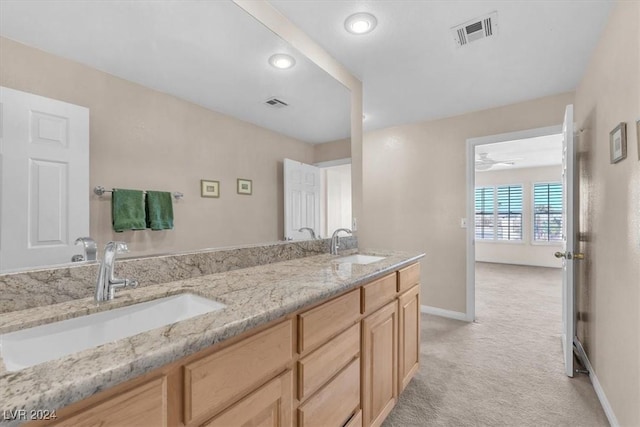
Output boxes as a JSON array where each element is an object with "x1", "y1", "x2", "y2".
[
  {"x1": 0, "y1": 1, "x2": 350, "y2": 144},
  {"x1": 477, "y1": 133, "x2": 563, "y2": 172},
  {"x1": 269, "y1": 0, "x2": 613, "y2": 132},
  {"x1": 0, "y1": 1, "x2": 614, "y2": 143}
]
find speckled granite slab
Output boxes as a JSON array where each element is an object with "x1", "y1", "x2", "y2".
[
  {"x1": 0, "y1": 237, "x2": 357, "y2": 314},
  {"x1": 0, "y1": 250, "x2": 423, "y2": 426}
]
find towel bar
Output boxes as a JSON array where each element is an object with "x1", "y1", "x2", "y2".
[{"x1": 94, "y1": 186, "x2": 184, "y2": 200}]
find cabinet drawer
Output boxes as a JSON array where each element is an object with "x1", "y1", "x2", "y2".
[
  {"x1": 397, "y1": 263, "x2": 420, "y2": 293},
  {"x1": 202, "y1": 370, "x2": 292, "y2": 427},
  {"x1": 184, "y1": 320, "x2": 293, "y2": 424},
  {"x1": 54, "y1": 377, "x2": 167, "y2": 427},
  {"x1": 362, "y1": 273, "x2": 396, "y2": 315},
  {"x1": 298, "y1": 323, "x2": 360, "y2": 401},
  {"x1": 298, "y1": 289, "x2": 360, "y2": 354},
  {"x1": 298, "y1": 358, "x2": 360, "y2": 427}
]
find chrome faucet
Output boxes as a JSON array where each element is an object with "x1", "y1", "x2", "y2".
[
  {"x1": 298, "y1": 227, "x2": 317, "y2": 239},
  {"x1": 330, "y1": 228, "x2": 352, "y2": 255},
  {"x1": 73, "y1": 237, "x2": 97, "y2": 262},
  {"x1": 95, "y1": 241, "x2": 138, "y2": 302}
]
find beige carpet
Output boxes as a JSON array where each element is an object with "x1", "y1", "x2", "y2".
[{"x1": 383, "y1": 262, "x2": 609, "y2": 427}]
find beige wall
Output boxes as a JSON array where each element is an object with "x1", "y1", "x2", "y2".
[
  {"x1": 0, "y1": 37, "x2": 315, "y2": 256},
  {"x1": 314, "y1": 138, "x2": 351, "y2": 164},
  {"x1": 360, "y1": 92, "x2": 574, "y2": 313},
  {"x1": 574, "y1": 1, "x2": 640, "y2": 425},
  {"x1": 475, "y1": 165, "x2": 563, "y2": 268}
]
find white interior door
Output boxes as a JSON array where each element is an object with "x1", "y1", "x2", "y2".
[
  {"x1": 283, "y1": 158, "x2": 320, "y2": 240},
  {"x1": 560, "y1": 104, "x2": 576, "y2": 377},
  {"x1": 0, "y1": 86, "x2": 89, "y2": 272},
  {"x1": 324, "y1": 164, "x2": 352, "y2": 236}
]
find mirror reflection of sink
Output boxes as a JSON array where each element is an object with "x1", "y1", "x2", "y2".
[
  {"x1": 335, "y1": 255, "x2": 386, "y2": 265},
  {"x1": 0, "y1": 293, "x2": 225, "y2": 372}
]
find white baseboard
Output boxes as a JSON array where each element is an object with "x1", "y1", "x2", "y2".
[
  {"x1": 420, "y1": 305, "x2": 468, "y2": 322},
  {"x1": 574, "y1": 338, "x2": 619, "y2": 427}
]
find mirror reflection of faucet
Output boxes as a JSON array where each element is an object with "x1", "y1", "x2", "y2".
[
  {"x1": 73, "y1": 237, "x2": 98, "y2": 262},
  {"x1": 298, "y1": 227, "x2": 317, "y2": 240},
  {"x1": 95, "y1": 241, "x2": 139, "y2": 302},
  {"x1": 330, "y1": 228, "x2": 352, "y2": 255}
]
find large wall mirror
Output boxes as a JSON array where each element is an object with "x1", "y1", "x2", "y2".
[{"x1": 0, "y1": 0, "x2": 351, "y2": 273}]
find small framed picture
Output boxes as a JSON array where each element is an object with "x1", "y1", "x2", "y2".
[
  {"x1": 237, "y1": 178, "x2": 252, "y2": 195},
  {"x1": 200, "y1": 180, "x2": 220, "y2": 198},
  {"x1": 609, "y1": 122, "x2": 627, "y2": 164}
]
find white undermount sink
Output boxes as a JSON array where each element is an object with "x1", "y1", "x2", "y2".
[
  {"x1": 334, "y1": 254, "x2": 386, "y2": 265},
  {"x1": 0, "y1": 293, "x2": 225, "y2": 372}
]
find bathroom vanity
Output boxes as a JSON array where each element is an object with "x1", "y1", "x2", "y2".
[{"x1": 0, "y1": 250, "x2": 423, "y2": 427}]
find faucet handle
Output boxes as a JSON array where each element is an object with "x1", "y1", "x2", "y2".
[{"x1": 106, "y1": 241, "x2": 130, "y2": 253}]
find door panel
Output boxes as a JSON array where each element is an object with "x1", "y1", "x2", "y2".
[
  {"x1": 0, "y1": 86, "x2": 89, "y2": 272},
  {"x1": 283, "y1": 158, "x2": 320, "y2": 240}
]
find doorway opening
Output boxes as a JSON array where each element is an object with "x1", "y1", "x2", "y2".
[{"x1": 465, "y1": 125, "x2": 564, "y2": 321}]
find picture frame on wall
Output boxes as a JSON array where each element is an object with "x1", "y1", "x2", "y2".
[
  {"x1": 237, "y1": 178, "x2": 252, "y2": 195},
  {"x1": 609, "y1": 122, "x2": 627, "y2": 164},
  {"x1": 200, "y1": 180, "x2": 220, "y2": 198}
]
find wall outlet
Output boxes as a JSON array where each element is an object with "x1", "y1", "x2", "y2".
[
  {"x1": 460, "y1": 218, "x2": 467, "y2": 228},
  {"x1": 352, "y1": 217, "x2": 358, "y2": 231}
]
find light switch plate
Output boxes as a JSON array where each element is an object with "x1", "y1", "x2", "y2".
[{"x1": 460, "y1": 218, "x2": 467, "y2": 228}]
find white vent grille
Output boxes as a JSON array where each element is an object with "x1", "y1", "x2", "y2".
[
  {"x1": 264, "y1": 97, "x2": 289, "y2": 108},
  {"x1": 451, "y1": 11, "x2": 498, "y2": 48}
]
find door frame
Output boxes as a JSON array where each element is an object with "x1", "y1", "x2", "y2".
[{"x1": 465, "y1": 124, "x2": 562, "y2": 322}]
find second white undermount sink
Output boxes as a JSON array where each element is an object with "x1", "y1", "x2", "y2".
[
  {"x1": 334, "y1": 254, "x2": 386, "y2": 265},
  {"x1": 0, "y1": 293, "x2": 225, "y2": 372}
]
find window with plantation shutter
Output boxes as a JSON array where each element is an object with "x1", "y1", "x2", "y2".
[
  {"x1": 533, "y1": 183, "x2": 563, "y2": 242},
  {"x1": 496, "y1": 185, "x2": 523, "y2": 241},
  {"x1": 475, "y1": 185, "x2": 523, "y2": 241},
  {"x1": 475, "y1": 187, "x2": 494, "y2": 240}
]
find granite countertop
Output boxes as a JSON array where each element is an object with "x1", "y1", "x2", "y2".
[{"x1": 0, "y1": 250, "x2": 423, "y2": 424}]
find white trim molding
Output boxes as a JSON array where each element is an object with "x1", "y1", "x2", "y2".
[
  {"x1": 574, "y1": 338, "x2": 620, "y2": 427},
  {"x1": 420, "y1": 305, "x2": 468, "y2": 322}
]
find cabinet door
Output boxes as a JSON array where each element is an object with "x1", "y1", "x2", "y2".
[
  {"x1": 202, "y1": 370, "x2": 292, "y2": 427},
  {"x1": 398, "y1": 285, "x2": 420, "y2": 393},
  {"x1": 362, "y1": 301, "x2": 398, "y2": 427}
]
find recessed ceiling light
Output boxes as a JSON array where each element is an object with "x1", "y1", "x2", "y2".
[
  {"x1": 268, "y1": 53, "x2": 296, "y2": 69},
  {"x1": 345, "y1": 12, "x2": 377, "y2": 35}
]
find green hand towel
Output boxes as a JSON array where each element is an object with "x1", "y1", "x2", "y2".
[
  {"x1": 112, "y1": 189, "x2": 147, "y2": 232},
  {"x1": 146, "y1": 191, "x2": 174, "y2": 230}
]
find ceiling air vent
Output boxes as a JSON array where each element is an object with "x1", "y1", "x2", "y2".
[
  {"x1": 264, "y1": 97, "x2": 289, "y2": 109},
  {"x1": 451, "y1": 11, "x2": 498, "y2": 48}
]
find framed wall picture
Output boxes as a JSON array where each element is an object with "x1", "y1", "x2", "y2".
[
  {"x1": 201, "y1": 180, "x2": 220, "y2": 198},
  {"x1": 237, "y1": 178, "x2": 252, "y2": 195},
  {"x1": 609, "y1": 122, "x2": 627, "y2": 164}
]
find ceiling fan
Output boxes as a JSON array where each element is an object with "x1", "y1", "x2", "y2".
[{"x1": 475, "y1": 152, "x2": 521, "y2": 171}]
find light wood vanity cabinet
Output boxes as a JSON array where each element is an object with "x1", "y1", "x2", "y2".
[
  {"x1": 51, "y1": 377, "x2": 169, "y2": 427},
  {"x1": 32, "y1": 262, "x2": 421, "y2": 427},
  {"x1": 362, "y1": 301, "x2": 398, "y2": 427},
  {"x1": 183, "y1": 320, "x2": 293, "y2": 424},
  {"x1": 397, "y1": 264, "x2": 421, "y2": 395},
  {"x1": 201, "y1": 370, "x2": 293, "y2": 427},
  {"x1": 398, "y1": 285, "x2": 420, "y2": 393}
]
